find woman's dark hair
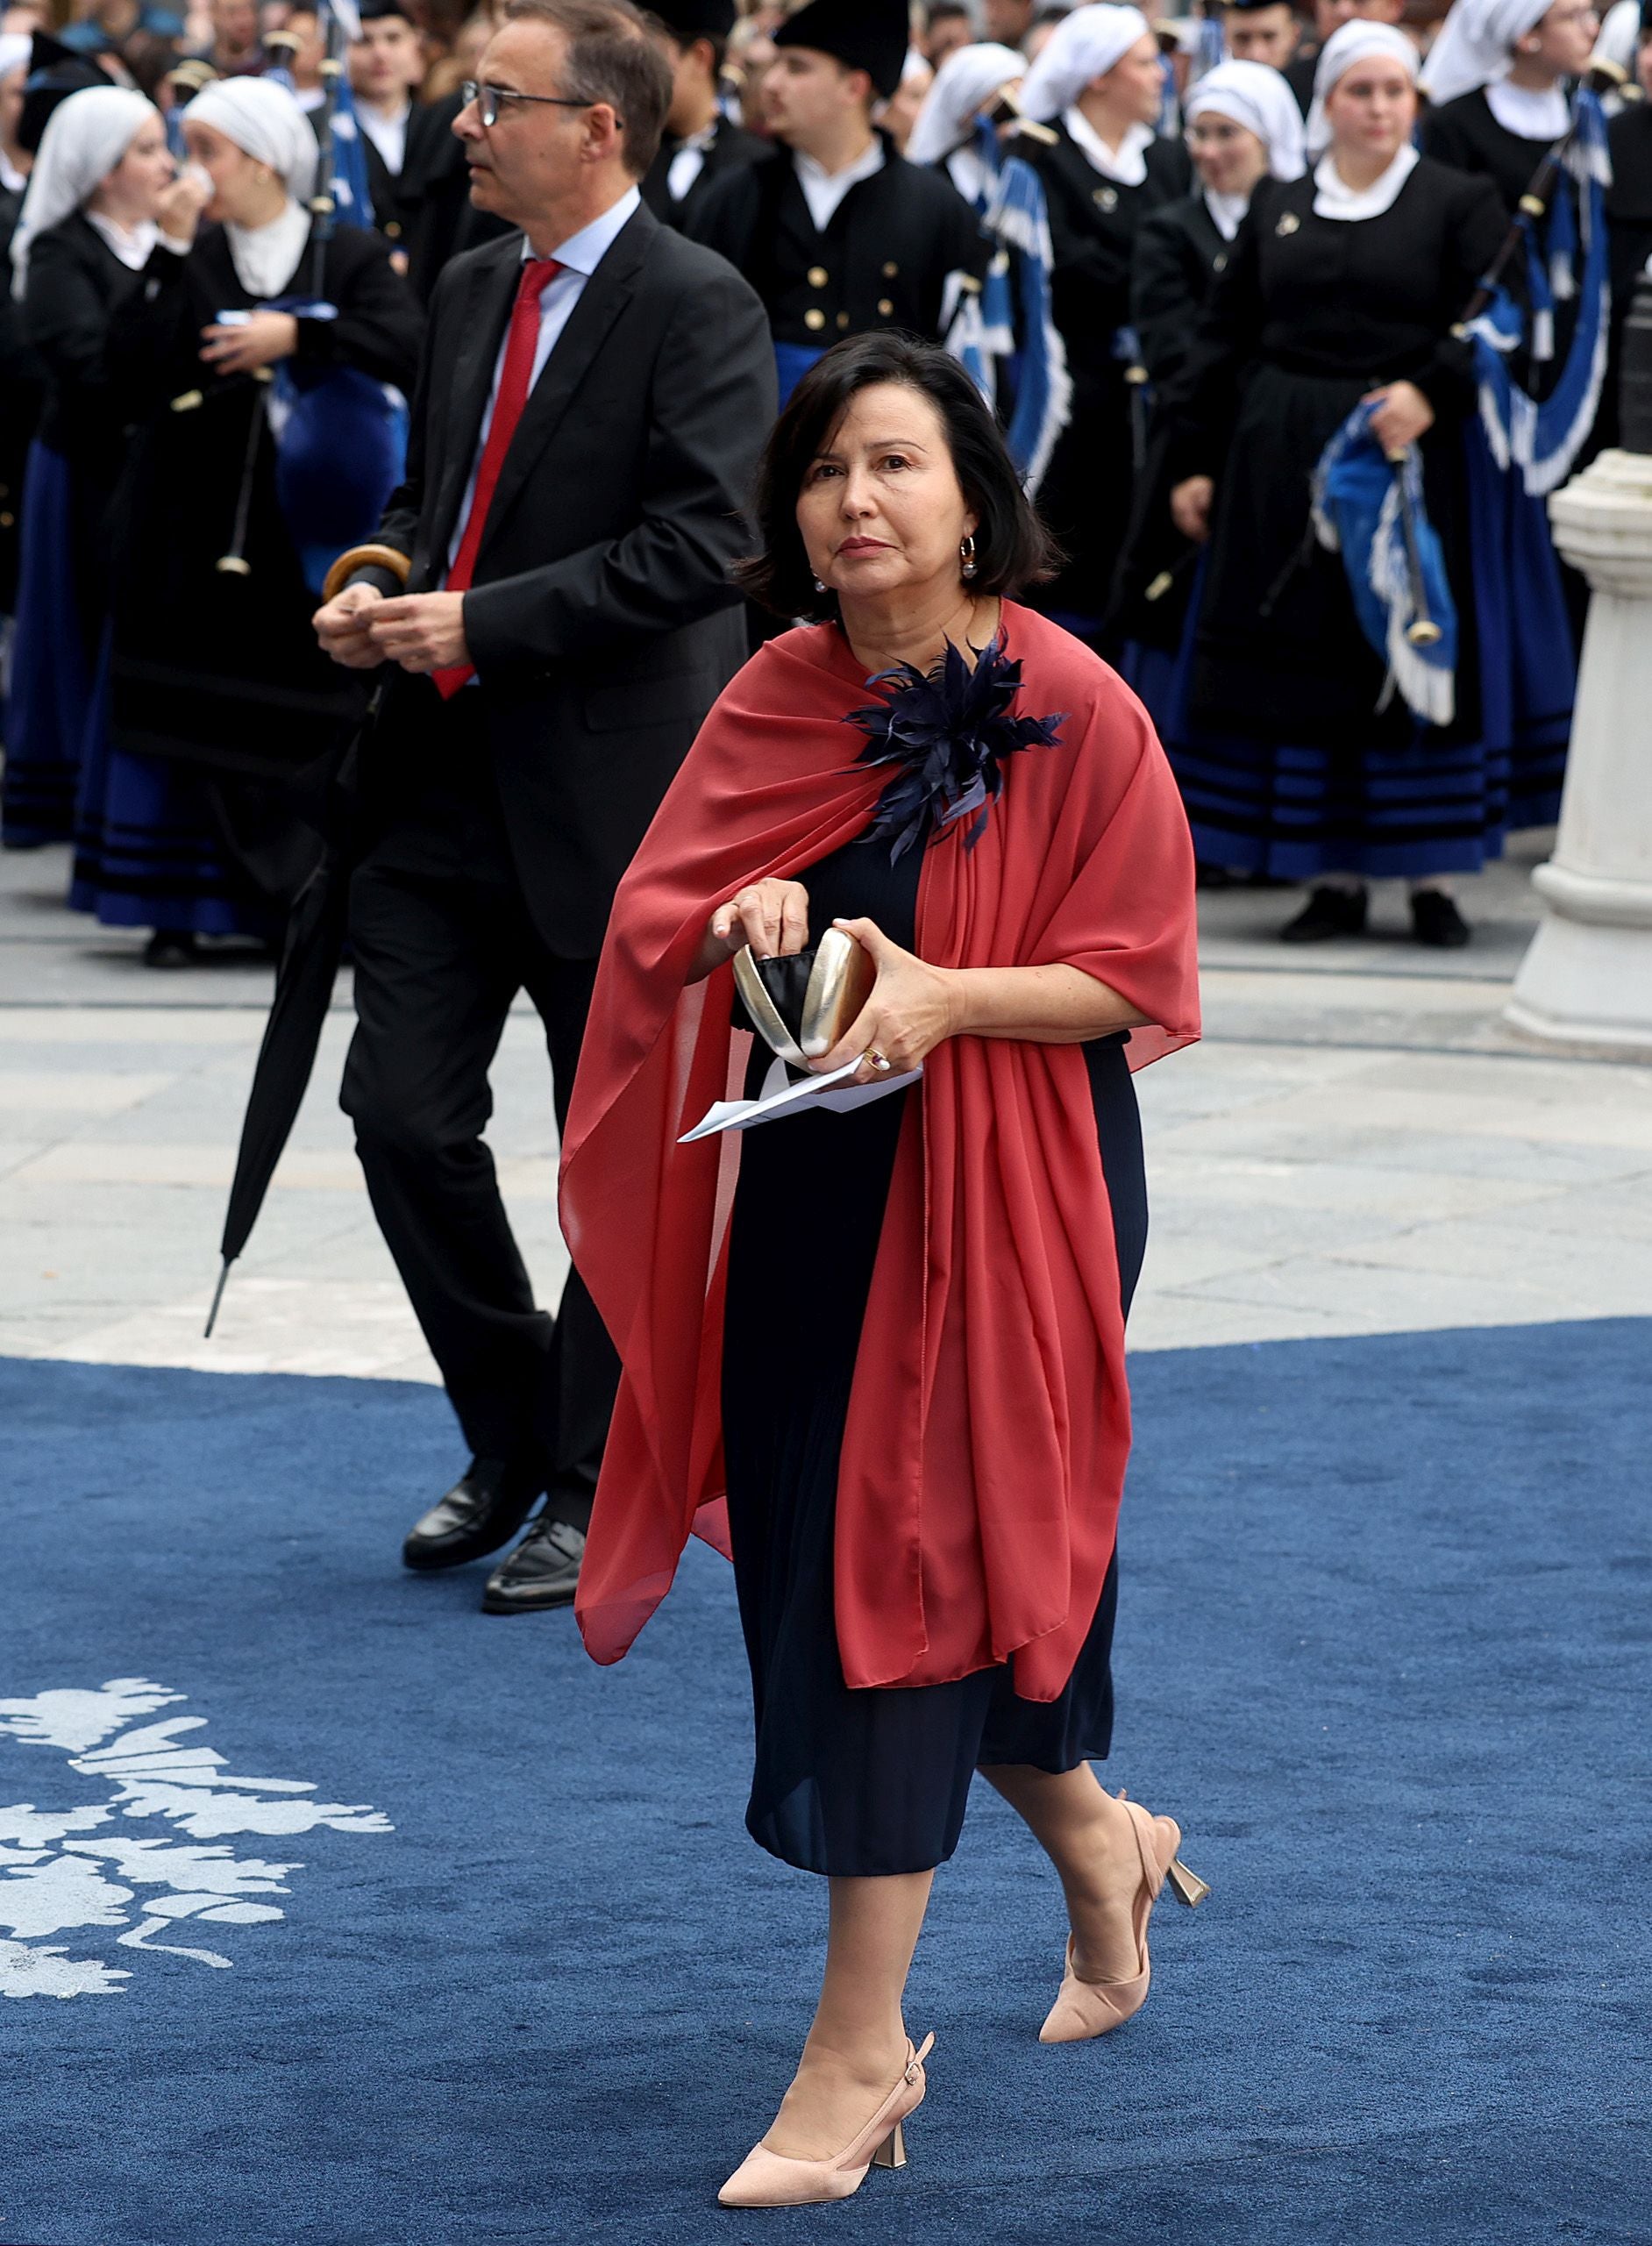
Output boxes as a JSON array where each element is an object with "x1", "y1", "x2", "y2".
[{"x1": 736, "y1": 332, "x2": 1057, "y2": 621}]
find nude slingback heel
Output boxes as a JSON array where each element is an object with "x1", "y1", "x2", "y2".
[
  {"x1": 1038, "y1": 1796, "x2": 1208, "y2": 2044},
  {"x1": 716, "y1": 2034, "x2": 934, "y2": 2208}
]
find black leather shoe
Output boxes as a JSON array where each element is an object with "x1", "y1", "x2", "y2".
[
  {"x1": 1410, "y1": 888, "x2": 1471, "y2": 948},
  {"x1": 402, "y1": 1456, "x2": 545, "y2": 1572},
  {"x1": 481, "y1": 1518, "x2": 586, "y2": 1614},
  {"x1": 144, "y1": 929, "x2": 198, "y2": 969},
  {"x1": 1279, "y1": 884, "x2": 1369, "y2": 943}
]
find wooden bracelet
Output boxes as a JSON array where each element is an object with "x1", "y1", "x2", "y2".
[{"x1": 321, "y1": 543, "x2": 412, "y2": 604}]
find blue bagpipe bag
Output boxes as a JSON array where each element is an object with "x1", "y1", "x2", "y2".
[
  {"x1": 1310, "y1": 398, "x2": 1457, "y2": 729},
  {"x1": 255, "y1": 301, "x2": 409, "y2": 596}
]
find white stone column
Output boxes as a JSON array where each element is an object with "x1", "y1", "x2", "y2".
[{"x1": 1506, "y1": 448, "x2": 1652, "y2": 1055}]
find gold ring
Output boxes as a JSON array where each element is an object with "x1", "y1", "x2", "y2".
[{"x1": 867, "y1": 1050, "x2": 893, "y2": 1073}]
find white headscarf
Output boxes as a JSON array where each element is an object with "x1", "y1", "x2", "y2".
[
  {"x1": 1020, "y1": 4, "x2": 1151, "y2": 123},
  {"x1": 182, "y1": 75, "x2": 319, "y2": 202},
  {"x1": 1419, "y1": 0, "x2": 1551, "y2": 107},
  {"x1": 1305, "y1": 20, "x2": 1418, "y2": 157},
  {"x1": 1183, "y1": 58, "x2": 1307, "y2": 179},
  {"x1": 906, "y1": 40, "x2": 1025, "y2": 166},
  {"x1": 9, "y1": 84, "x2": 155, "y2": 298}
]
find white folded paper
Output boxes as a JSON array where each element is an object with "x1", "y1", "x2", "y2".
[{"x1": 679, "y1": 1053, "x2": 922, "y2": 1143}]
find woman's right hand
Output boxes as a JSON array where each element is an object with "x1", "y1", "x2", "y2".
[
  {"x1": 154, "y1": 168, "x2": 210, "y2": 247},
  {"x1": 1171, "y1": 474, "x2": 1214, "y2": 545},
  {"x1": 690, "y1": 878, "x2": 810, "y2": 981}
]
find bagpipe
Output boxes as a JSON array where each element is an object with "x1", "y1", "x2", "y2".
[
  {"x1": 1311, "y1": 400, "x2": 1455, "y2": 730},
  {"x1": 943, "y1": 110, "x2": 1072, "y2": 493},
  {"x1": 1452, "y1": 61, "x2": 1622, "y2": 497},
  {"x1": 214, "y1": 0, "x2": 408, "y2": 594}
]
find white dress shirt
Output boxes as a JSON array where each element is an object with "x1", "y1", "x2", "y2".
[
  {"x1": 794, "y1": 137, "x2": 885, "y2": 231},
  {"x1": 445, "y1": 183, "x2": 641, "y2": 578},
  {"x1": 1485, "y1": 79, "x2": 1570, "y2": 141},
  {"x1": 224, "y1": 198, "x2": 312, "y2": 298},
  {"x1": 667, "y1": 120, "x2": 718, "y2": 203},
  {"x1": 358, "y1": 98, "x2": 411, "y2": 177},
  {"x1": 85, "y1": 213, "x2": 160, "y2": 272},
  {"x1": 946, "y1": 145, "x2": 991, "y2": 210},
  {"x1": 1205, "y1": 188, "x2": 1248, "y2": 243},
  {"x1": 1312, "y1": 143, "x2": 1419, "y2": 222},
  {"x1": 1063, "y1": 110, "x2": 1152, "y2": 186}
]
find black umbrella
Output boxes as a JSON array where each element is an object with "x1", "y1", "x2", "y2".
[{"x1": 204, "y1": 724, "x2": 369, "y2": 1338}]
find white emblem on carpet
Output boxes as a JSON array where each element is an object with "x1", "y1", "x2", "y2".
[{"x1": 0, "y1": 1678, "x2": 392, "y2": 1999}]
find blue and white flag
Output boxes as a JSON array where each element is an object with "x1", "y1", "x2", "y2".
[
  {"x1": 1468, "y1": 86, "x2": 1611, "y2": 497},
  {"x1": 1311, "y1": 400, "x2": 1456, "y2": 729},
  {"x1": 981, "y1": 137, "x2": 1072, "y2": 493},
  {"x1": 323, "y1": 67, "x2": 376, "y2": 231}
]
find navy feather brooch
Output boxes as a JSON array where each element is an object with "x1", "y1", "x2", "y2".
[{"x1": 846, "y1": 635, "x2": 1067, "y2": 862}]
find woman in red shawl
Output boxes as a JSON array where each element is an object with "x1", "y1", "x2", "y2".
[{"x1": 560, "y1": 334, "x2": 1205, "y2": 2208}]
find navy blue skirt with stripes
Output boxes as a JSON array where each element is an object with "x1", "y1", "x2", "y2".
[{"x1": 1165, "y1": 363, "x2": 1570, "y2": 881}]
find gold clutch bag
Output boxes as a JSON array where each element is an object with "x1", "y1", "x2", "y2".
[{"x1": 730, "y1": 928, "x2": 874, "y2": 1066}]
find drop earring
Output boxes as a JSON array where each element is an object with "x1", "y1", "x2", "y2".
[
  {"x1": 959, "y1": 533, "x2": 978, "y2": 581},
  {"x1": 813, "y1": 576, "x2": 827, "y2": 592}
]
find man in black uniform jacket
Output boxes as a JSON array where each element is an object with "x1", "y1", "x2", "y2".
[
  {"x1": 341, "y1": 0, "x2": 452, "y2": 257},
  {"x1": 312, "y1": 0, "x2": 775, "y2": 1614},
  {"x1": 688, "y1": 0, "x2": 985, "y2": 403},
  {"x1": 638, "y1": 0, "x2": 765, "y2": 230}
]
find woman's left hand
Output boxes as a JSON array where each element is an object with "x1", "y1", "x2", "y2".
[
  {"x1": 816, "y1": 916, "x2": 962, "y2": 1083},
  {"x1": 199, "y1": 311, "x2": 300, "y2": 374},
  {"x1": 1363, "y1": 379, "x2": 1435, "y2": 456}
]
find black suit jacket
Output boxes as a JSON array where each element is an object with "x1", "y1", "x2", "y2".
[
  {"x1": 354, "y1": 100, "x2": 457, "y2": 252},
  {"x1": 639, "y1": 114, "x2": 767, "y2": 232},
  {"x1": 363, "y1": 200, "x2": 776, "y2": 956}
]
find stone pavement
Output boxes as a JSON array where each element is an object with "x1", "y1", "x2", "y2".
[{"x1": 3, "y1": 836, "x2": 1649, "y2": 1389}]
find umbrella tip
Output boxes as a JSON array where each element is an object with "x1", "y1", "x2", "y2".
[{"x1": 204, "y1": 1259, "x2": 232, "y2": 1340}]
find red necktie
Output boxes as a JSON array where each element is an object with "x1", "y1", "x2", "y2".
[{"x1": 432, "y1": 256, "x2": 561, "y2": 698}]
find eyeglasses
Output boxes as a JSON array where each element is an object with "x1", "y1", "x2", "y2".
[{"x1": 459, "y1": 79, "x2": 618, "y2": 128}]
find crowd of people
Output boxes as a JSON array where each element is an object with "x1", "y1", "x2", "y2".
[
  {"x1": 1, "y1": 0, "x2": 1648, "y2": 2206},
  {"x1": 3, "y1": 0, "x2": 1651, "y2": 956}
]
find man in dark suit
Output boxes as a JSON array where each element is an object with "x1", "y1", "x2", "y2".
[
  {"x1": 638, "y1": 0, "x2": 765, "y2": 231},
  {"x1": 312, "y1": 0, "x2": 775, "y2": 1615}
]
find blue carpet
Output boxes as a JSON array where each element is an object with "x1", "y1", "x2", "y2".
[{"x1": 1, "y1": 1323, "x2": 1648, "y2": 2246}]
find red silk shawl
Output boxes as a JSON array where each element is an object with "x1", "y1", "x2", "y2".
[{"x1": 561, "y1": 602, "x2": 1199, "y2": 1701}]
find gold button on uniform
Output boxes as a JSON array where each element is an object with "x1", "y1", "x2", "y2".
[
  {"x1": 836, "y1": 311, "x2": 850, "y2": 329},
  {"x1": 804, "y1": 307, "x2": 826, "y2": 331},
  {"x1": 882, "y1": 260, "x2": 898, "y2": 277},
  {"x1": 877, "y1": 298, "x2": 894, "y2": 316},
  {"x1": 808, "y1": 265, "x2": 829, "y2": 287}
]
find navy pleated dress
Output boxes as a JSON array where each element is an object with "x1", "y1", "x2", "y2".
[{"x1": 721, "y1": 823, "x2": 1148, "y2": 1879}]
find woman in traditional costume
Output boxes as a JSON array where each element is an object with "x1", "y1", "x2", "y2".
[
  {"x1": 560, "y1": 333, "x2": 1202, "y2": 2209},
  {"x1": 1014, "y1": 4, "x2": 1187, "y2": 638},
  {"x1": 1165, "y1": 22, "x2": 1514, "y2": 945},
  {"x1": 4, "y1": 86, "x2": 167, "y2": 852},
  {"x1": 1421, "y1": 0, "x2": 1606, "y2": 812},
  {"x1": 1115, "y1": 56, "x2": 1305, "y2": 740},
  {"x1": 75, "y1": 74, "x2": 419, "y2": 963},
  {"x1": 904, "y1": 39, "x2": 1072, "y2": 487}
]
